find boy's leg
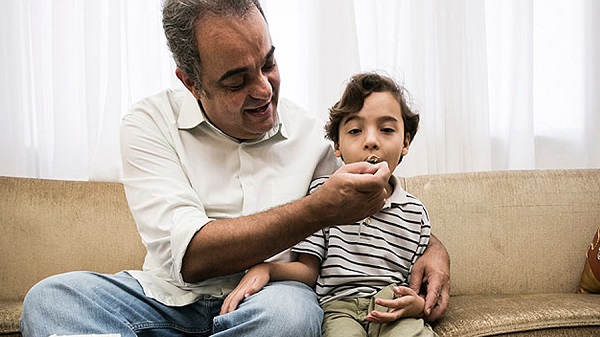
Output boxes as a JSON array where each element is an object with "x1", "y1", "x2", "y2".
[
  {"x1": 376, "y1": 318, "x2": 438, "y2": 337},
  {"x1": 367, "y1": 284, "x2": 396, "y2": 336},
  {"x1": 321, "y1": 299, "x2": 368, "y2": 337},
  {"x1": 212, "y1": 280, "x2": 322, "y2": 337},
  {"x1": 20, "y1": 271, "x2": 219, "y2": 337}
]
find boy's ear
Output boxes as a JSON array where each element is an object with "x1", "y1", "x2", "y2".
[
  {"x1": 402, "y1": 133, "x2": 411, "y2": 155},
  {"x1": 334, "y1": 143, "x2": 342, "y2": 158}
]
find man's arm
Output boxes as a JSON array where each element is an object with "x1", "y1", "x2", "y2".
[
  {"x1": 181, "y1": 161, "x2": 391, "y2": 283},
  {"x1": 409, "y1": 234, "x2": 450, "y2": 321}
]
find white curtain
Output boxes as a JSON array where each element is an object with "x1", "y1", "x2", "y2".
[
  {"x1": 266, "y1": 0, "x2": 600, "y2": 176},
  {"x1": 1, "y1": 0, "x2": 598, "y2": 181},
  {"x1": 0, "y1": 0, "x2": 180, "y2": 181}
]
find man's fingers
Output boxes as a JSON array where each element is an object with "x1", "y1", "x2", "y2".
[
  {"x1": 408, "y1": 264, "x2": 425, "y2": 292},
  {"x1": 423, "y1": 283, "x2": 441, "y2": 316},
  {"x1": 337, "y1": 161, "x2": 383, "y2": 174},
  {"x1": 426, "y1": 283, "x2": 450, "y2": 321},
  {"x1": 371, "y1": 161, "x2": 390, "y2": 179}
]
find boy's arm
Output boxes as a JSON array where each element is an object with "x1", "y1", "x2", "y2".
[
  {"x1": 219, "y1": 254, "x2": 320, "y2": 315},
  {"x1": 270, "y1": 254, "x2": 320, "y2": 287}
]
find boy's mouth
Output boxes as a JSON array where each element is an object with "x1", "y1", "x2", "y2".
[{"x1": 365, "y1": 154, "x2": 381, "y2": 164}]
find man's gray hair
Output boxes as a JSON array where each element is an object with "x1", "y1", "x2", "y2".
[{"x1": 162, "y1": 0, "x2": 266, "y2": 93}]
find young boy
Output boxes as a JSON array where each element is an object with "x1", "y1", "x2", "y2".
[{"x1": 221, "y1": 72, "x2": 437, "y2": 337}]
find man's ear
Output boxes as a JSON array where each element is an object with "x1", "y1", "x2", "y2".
[{"x1": 176, "y1": 67, "x2": 202, "y2": 99}]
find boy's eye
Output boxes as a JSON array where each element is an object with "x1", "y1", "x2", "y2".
[
  {"x1": 381, "y1": 127, "x2": 396, "y2": 133},
  {"x1": 348, "y1": 128, "x2": 361, "y2": 135}
]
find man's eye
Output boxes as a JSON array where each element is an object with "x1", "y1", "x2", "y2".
[
  {"x1": 262, "y1": 60, "x2": 277, "y2": 71},
  {"x1": 227, "y1": 82, "x2": 244, "y2": 91},
  {"x1": 262, "y1": 61, "x2": 276, "y2": 72}
]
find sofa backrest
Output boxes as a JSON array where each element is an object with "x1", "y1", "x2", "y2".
[
  {"x1": 3, "y1": 169, "x2": 599, "y2": 302},
  {"x1": 0, "y1": 176, "x2": 145, "y2": 302},
  {"x1": 403, "y1": 169, "x2": 600, "y2": 296}
]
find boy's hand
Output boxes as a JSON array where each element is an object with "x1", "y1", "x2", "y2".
[
  {"x1": 366, "y1": 286, "x2": 425, "y2": 323},
  {"x1": 220, "y1": 263, "x2": 271, "y2": 315}
]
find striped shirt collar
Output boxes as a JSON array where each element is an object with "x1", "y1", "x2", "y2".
[{"x1": 385, "y1": 175, "x2": 411, "y2": 208}]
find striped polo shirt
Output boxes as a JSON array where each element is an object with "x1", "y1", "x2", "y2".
[{"x1": 292, "y1": 175, "x2": 431, "y2": 305}]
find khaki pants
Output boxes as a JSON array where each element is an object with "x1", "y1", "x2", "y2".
[{"x1": 321, "y1": 285, "x2": 437, "y2": 337}]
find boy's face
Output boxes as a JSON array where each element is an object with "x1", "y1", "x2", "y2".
[{"x1": 335, "y1": 91, "x2": 410, "y2": 174}]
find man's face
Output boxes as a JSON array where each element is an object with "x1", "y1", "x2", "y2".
[
  {"x1": 193, "y1": 8, "x2": 281, "y2": 141},
  {"x1": 335, "y1": 92, "x2": 409, "y2": 174}
]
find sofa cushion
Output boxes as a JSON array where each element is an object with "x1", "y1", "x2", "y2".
[
  {"x1": 432, "y1": 293, "x2": 600, "y2": 337},
  {"x1": 0, "y1": 300, "x2": 21, "y2": 336}
]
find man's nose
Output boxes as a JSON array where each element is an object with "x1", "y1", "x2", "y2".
[{"x1": 249, "y1": 73, "x2": 272, "y2": 101}]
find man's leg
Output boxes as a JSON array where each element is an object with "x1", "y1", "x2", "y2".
[
  {"x1": 212, "y1": 281, "x2": 322, "y2": 337},
  {"x1": 20, "y1": 271, "x2": 219, "y2": 337}
]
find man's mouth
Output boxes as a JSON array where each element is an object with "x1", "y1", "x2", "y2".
[
  {"x1": 365, "y1": 155, "x2": 381, "y2": 164},
  {"x1": 245, "y1": 103, "x2": 271, "y2": 116}
]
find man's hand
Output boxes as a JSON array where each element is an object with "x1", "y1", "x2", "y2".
[
  {"x1": 182, "y1": 162, "x2": 390, "y2": 283},
  {"x1": 409, "y1": 234, "x2": 450, "y2": 321},
  {"x1": 310, "y1": 161, "x2": 391, "y2": 226}
]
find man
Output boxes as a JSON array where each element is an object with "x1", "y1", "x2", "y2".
[{"x1": 20, "y1": 1, "x2": 449, "y2": 336}]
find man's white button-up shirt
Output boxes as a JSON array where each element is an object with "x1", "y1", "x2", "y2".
[{"x1": 120, "y1": 88, "x2": 339, "y2": 306}]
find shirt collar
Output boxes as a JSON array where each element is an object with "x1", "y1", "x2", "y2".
[
  {"x1": 384, "y1": 175, "x2": 411, "y2": 208},
  {"x1": 177, "y1": 89, "x2": 204, "y2": 129},
  {"x1": 176, "y1": 89, "x2": 287, "y2": 142}
]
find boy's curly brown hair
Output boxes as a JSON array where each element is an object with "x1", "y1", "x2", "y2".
[{"x1": 325, "y1": 72, "x2": 419, "y2": 147}]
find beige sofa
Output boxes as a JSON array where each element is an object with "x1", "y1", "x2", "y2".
[{"x1": 1, "y1": 169, "x2": 599, "y2": 336}]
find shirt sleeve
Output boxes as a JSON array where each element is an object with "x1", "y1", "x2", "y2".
[
  {"x1": 290, "y1": 176, "x2": 330, "y2": 261},
  {"x1": 292, "y1": 229, "x2": 328, "y2": 262},
  {"x1": 416, "y1": 203, "x2": 431, "y2": 257},
  {"x1": 408, "y1": 201, "x2": 431, "y2": 281},
  {"x1": 120, "y1": 97, "x2": 210, "y2": 287}
]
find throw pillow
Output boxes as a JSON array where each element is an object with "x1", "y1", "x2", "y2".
[{"x1": 578, "y1": 227, "x2": 600, "y2": 294}]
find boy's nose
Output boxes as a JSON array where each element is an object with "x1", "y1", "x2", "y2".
[{"x1": 363, "y1": 131, "x2": 380, "y2": 149}]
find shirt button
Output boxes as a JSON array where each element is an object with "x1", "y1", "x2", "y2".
[{"x1": 364, "y1": 218, "x2": 371, "y2": 225}]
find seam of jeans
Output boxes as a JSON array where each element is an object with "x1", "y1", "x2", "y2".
[{"x1": 130, "y1": 321, "x2": 211, "y2": 334}]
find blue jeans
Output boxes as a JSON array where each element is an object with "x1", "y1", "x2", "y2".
[{"x1": 20, "y1": 271, "x2": 322, "y2": 337}]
